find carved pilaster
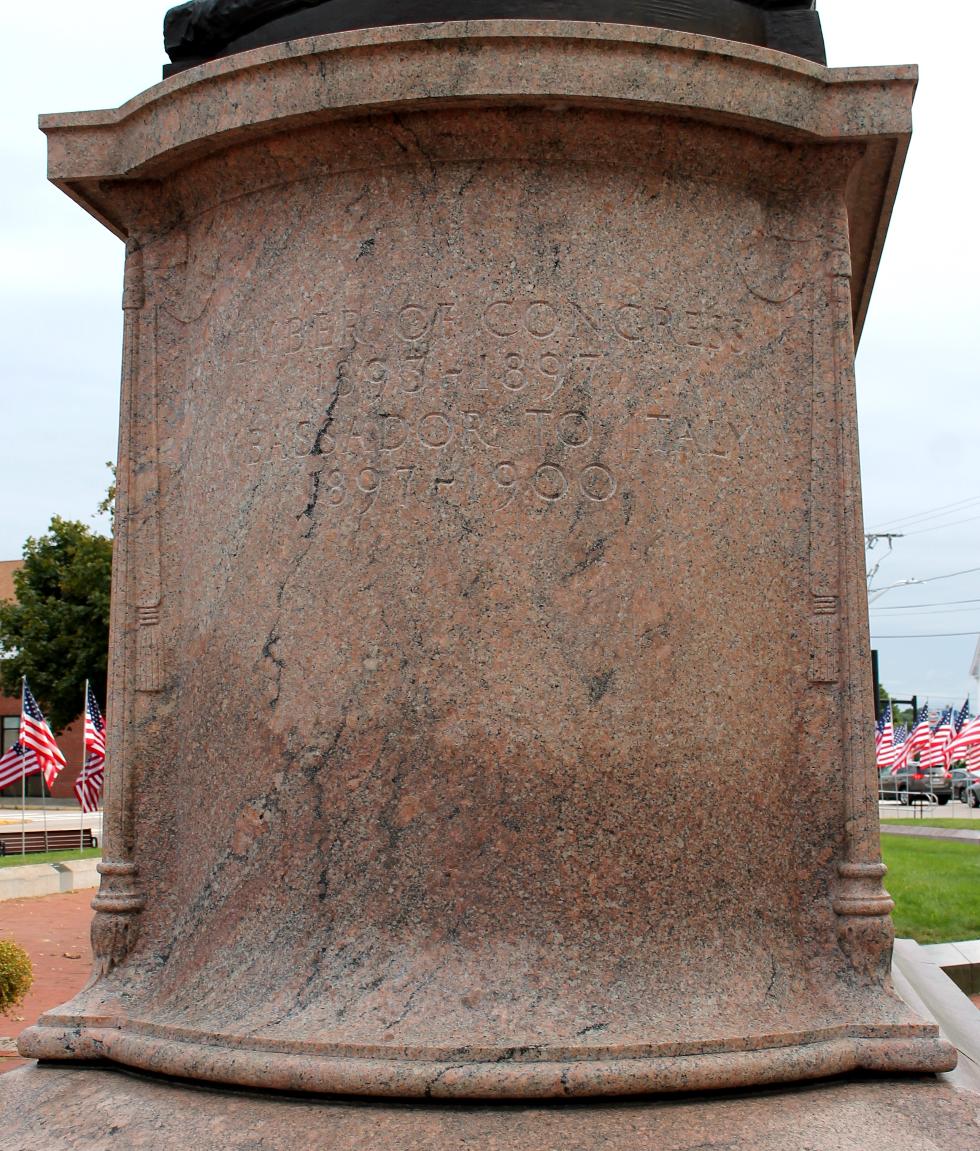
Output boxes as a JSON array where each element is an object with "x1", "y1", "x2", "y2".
[
  {"x1": 89, "y1": 240, "x2": 147, "y2": 981},
  {"x1": 807, "y1": 263, "x2": 841, "y2": 685},
  {"x1": 823, "y1": 239, "x2": 895, "y2": 978},
  {"x1": 131, "y1": 292, "x2": 164, "y2": 694}
]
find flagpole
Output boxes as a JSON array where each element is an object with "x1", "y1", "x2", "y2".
[
  {"x1": 41, "y1": 763, "x2": 49, "y2": 854},
  {"x1": 80, "y1": 680, "x2": 88, "y2": 854},
  {"x1": 20, "y1": 678, "x2": 26, "y2": 856}
]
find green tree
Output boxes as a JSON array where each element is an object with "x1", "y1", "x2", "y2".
[
  {"x1": 96, "y1": 461, "x2": 116, "y2": 529},
  {"x1": 878, "y1": 684, "x2": 913, "y2": 727},
  {"x1": 0, "y1": 517, "x2": 112, "y2": 732}
]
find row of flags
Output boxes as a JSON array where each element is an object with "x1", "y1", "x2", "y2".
[
  {"x1": 0, "y1": 679, "x2": 106, "y2": 813},
  {"x1": 875, "y1": 697, "x2": 980, "y2": 776}
]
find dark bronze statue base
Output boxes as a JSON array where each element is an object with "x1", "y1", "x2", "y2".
[{"x1": 163, "y1": 0, "x2": 825, "y2": 77}]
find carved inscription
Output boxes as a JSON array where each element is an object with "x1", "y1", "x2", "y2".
[
  {"x1": 231, "y1": 296, "x2": 749, "y2": 365},
  {"x1": 222, "y1": 292, "x2": 757, "y2": 522}
]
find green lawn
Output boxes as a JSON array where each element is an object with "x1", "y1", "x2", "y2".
[
  {"x1": 881, "y1": 818, "x2": 980, "y2": 830},
  {"x1": 0, "y1": 847, "x2": 101, "y2": 869},
  {"x1": 881, "y1": 834, "x2": 980, "y2": 944}
]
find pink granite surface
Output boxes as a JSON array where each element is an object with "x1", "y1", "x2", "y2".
[
  {"x1": 3, "y1": 1064, "x2": 980, "y2": 1150},
  {"x1": 20, "y1": 24, "x2": 951, "y2": 1098}
]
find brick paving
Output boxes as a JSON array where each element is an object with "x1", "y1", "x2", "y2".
[{"x1": 0, "y1": 889, "x2": 93, "y2": 1073}]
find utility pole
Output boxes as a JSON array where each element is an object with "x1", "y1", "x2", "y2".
[{"x1": 865, "y1": 532, "x2": 904, "y2": 587}]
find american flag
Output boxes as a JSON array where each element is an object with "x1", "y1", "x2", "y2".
[
  {"x1": 921, "y1": 707, "x2": 953, "y2": 771},
  {"x1": 946, "y1": 699, "x2": 975, "y2": 768},
  {"x1": 73, "y1": 684, "x2": 106, "y2": 814},
  {"x1": 19, "y1": 679, "x2": 66, "y2": 790},
  {"x1": 0, "y1": 741, "x2": 40, "y2": 791},
  {"x1": 948, "y1": 715, "x2": 980, "y2": 769},
  {"x1": 874, "y1": 708, "x2": 886, "y2": 752},
  {"x1": 953, "y1": 697, "x2": 972, "y2": 733},
  {"x1": 966, "y1": 736, "x2": 980, "y2": 776},
  {"x1": 902, "y1": 703, "x2": 932, "y2": 770},
  {"x1": 874, "y1": 702, "x2": 894, "y2": 771},
  {"x1": 887, "y1": 724, "x2": 909, "y2": 773}
]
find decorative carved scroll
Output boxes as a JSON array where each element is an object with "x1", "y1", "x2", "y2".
[{"x1": 737, "y1": 197, "x2": 809, "y2": 304}]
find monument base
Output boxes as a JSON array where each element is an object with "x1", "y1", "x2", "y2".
[
  {"x1": 35, "y1": 22, "x2": 946, "y2": 1103},
  {"x1": 19, "y1": 1009, "x2": 956, "y2": 1098},
  {"x1": 2, "y1": 1063, "x2": 979, "y2": 1150}
]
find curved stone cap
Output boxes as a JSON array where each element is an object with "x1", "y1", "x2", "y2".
[{"x1": 41, "y1": 21, "x2": 913, "y2": 342}]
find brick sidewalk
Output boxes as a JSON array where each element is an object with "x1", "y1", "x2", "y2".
[{"x1": 0, "y1": 889, "x2": 93, "y2": 1073}]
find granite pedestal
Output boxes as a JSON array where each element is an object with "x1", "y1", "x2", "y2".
[{"x1": 12, "y1": 20, "x2": 963, "y2": 1136}]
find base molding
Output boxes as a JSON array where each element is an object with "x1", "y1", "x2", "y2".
[{"x1": 19, "y1": 1018, "x2": 956, "y2": 1099}]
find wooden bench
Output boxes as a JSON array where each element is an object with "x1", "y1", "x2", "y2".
[{"x1": 0, "y1": 828, "x2": 98, "y2": 855}]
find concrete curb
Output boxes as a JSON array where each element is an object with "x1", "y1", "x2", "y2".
[
  {"x1": 0, "y1": 858, "x2": 100, "y2": 902},
  {"x1": 893, "y1": 937, "x2": 980, "y2": 1094}
]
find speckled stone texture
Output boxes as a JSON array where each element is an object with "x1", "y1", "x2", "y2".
[
  {"x1": 21, "y1": 22, "x2": 954, "y2": 1099},
  {"x1": 3, "y1": 1064, "x2": 980, "y2": 1150}
]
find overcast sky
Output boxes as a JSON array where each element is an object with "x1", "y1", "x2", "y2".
[{"x1": 1, "y1": 2, "x2": 977, "y2": 709}]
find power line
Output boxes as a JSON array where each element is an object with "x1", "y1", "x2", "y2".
[
  {"x1": 904, "y1": 512, "x2": 980, "y2": 537},
  {"x1": 868, "y1": 566, "x2": 980, "y2": 595},
  {"x1": 882, "y1": 696, "x2": 971, "y2": 707},
  {"x1": 868, "y1": 494, "x2": 980, "y2": 532},
  {"x1": 871, "y1": 631, "x2": 979, "y2": 639},
  {"x1": 870, "y1": 603, "x2": 980, "y2": 612},
  {"x1": 870, "y1": 501, "x2": 980, "y2": 532},
  {"x1": 871, "y1": 607, "x2": 980, "y2": 617}
]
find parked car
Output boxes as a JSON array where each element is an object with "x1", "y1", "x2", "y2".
[
  {"x1": 967, "y1": 780, "x2": 980, "y2": 809},
  {"x1": 951, "y1": 767, "x2": 973, "y2": 803},
  {"x1": 878, "y1": 764, "x2": 952, "y2": 805}
]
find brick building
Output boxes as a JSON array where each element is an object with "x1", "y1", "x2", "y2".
[{"x1": 0, "y1": 559, "x2": 85, "y2": 801}]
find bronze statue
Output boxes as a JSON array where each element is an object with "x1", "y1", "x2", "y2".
[
  {"x1": 164, "y1": 1, "x2": 824, "y2": 75},
  {"x1": 165, "y1": 1, "x2": 324, "y2": 62}
]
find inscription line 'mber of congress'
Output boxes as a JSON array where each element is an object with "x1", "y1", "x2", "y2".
[{"x1": 230, "y1": 295, "x2": 750, "y2": 365}]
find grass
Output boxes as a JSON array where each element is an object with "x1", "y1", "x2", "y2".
[
  {"x1": 0, "y1": 847, "x2": 101, "y2": 869},
  {"x1": 881, "y1": 817, "x2": 979, "y2": 830},
  {"x1": 881, "y1": 834, "x2": 980, "y2": 944}
]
